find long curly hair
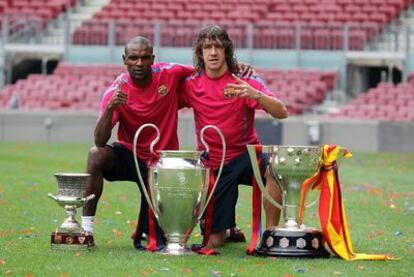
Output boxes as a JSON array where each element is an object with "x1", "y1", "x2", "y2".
[{"x1": 193, "y1": 25, "x2": 238, "y2": 74}]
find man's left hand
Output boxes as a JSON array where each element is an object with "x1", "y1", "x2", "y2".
[{"x1": 225, "y1": 74, "x2": 263, "y2": 101}]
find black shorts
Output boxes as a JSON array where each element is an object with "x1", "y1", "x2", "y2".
[
  {"x1": 104, "y1": 143, "x2": 164, "y2": 242},
  {"x1": 103, "y1": 142, "x2": 147, "y2": 184},
  {"x1": 208, "y1": 151, "x2": 269, "y2": 233}
]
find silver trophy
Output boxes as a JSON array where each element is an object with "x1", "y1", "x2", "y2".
[
  {"x1": 247, "y1": 145, "x2": 330, "y2": 257},
  {"x1": 48, "y1": 173, "x2": 95, "y2": 250},
  {"x1": 133, "y1": 123, "x2": 226, "y2": 255}
]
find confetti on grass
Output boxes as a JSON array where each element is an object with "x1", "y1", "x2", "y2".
[
  {"x1": 395, "y1": 231, "x2": 403, "y2": 237},
  {"x1": 112, "y1": 229, "x2": 123, "y2": 238},
  {"x1": 211, "y1": 270, "x2": 221, "y2": 276}
]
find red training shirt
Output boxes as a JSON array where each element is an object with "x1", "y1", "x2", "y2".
[
  {"x1": 100, "y1": 63, "x2": 193, "y2": 162},
  {"x1": 179, "y1": 71, "x2": 274, "y2": 168}
]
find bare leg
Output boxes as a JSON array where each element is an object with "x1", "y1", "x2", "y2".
[
  {"x1": 205, "y1": 231, "x2": 227, "y2": 248},
  {"x1": 83, "y1": 146, "x2": 115, "y2": 216},
  {"x1": 263, "y1": 167, "x2": 282, "y2": 228}
]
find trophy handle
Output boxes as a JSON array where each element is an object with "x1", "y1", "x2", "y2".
[
  {"x1": 48, "y1": 193, "x2": 58, "y2": 201},
  {"x1": 198, "y1": 125, "x2": 226, "y2": 218},
  {"x1": 246, "y1": 145, "x2": 284, "y2": 210},
  {"x1": 133, "y1": 123, "x2": 160, "y2": 219},
  {"x1": 81, "y1": 194, "x2": 95, "y2": 203}
]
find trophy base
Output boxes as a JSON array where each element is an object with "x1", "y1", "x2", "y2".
[
  {"x1": 255, "y1": 227, "x2": 330, "y2": 258},
  {"x1": 160, "y1": 243, "x2": 195, "y2": 256},
  {"x1": 51, "y1": 232, "x2": 95, "y2": 250}
]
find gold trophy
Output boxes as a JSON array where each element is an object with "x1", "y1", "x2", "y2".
[{"x1": 247, "y1": 145, "x2": 330, "y2": 257}]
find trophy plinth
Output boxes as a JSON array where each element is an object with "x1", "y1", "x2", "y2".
[
  {"x1": 248, "y1": 145, "x2": 331, "y2": 258},
  {"x1": 51, "y1": 232, "x2": 95, "y2": 250},
  {"x1": 255, "y1": 226, "x2": 330, "y2": 258},
  {"x1": 49, "y1": 173, "x2": 95, "y2": 250}
]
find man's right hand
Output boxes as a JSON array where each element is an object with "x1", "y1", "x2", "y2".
[{"x1": 107, "y1": 88, "x2": 127, "y2": 111}]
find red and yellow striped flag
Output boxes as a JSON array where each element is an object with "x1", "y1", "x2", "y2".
[{"x1": 298, "y1": 145, "x2": 394, "y2": 261}]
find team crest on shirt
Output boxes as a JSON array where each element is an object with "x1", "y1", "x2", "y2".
[
  {"x1": 157, "y1": 84, "x2": 168, "y2": 96},
  {"x1": 224, "y1": 87, "x2": 236, "y2": 99}
]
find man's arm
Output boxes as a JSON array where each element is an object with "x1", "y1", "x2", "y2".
[
  {"x1": 94, "y1": 108, "x2": 115, "y2": 147},
  {"x1": 95, "y1": 84, "x2": 127, "y2": 147},
  {"x1": 254, "y1": 93, "x2": 288, "y2": 119}
]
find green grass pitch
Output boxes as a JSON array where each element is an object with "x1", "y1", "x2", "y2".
[{"x1": 0, "y1": 142, "x2": 413, "y2": 276}]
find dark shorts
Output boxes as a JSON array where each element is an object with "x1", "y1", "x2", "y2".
[
  {"x1": 208, "y1": 151, "x2": 269, "y2": 233},
  {"x1": 104, "y1": 142, "x2": 164, "y2": 244},
  {"x1": 103, "y1": 142, "x2": 147, "y2": 183}
]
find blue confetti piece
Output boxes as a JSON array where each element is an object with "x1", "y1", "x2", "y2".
[
  {"x1": 296, "y1": 268, "x2": 306, "y2": 273},
  {"x1": 394, "y1": 231, "x2": 403, "y2": 236},
  {"x1": 103, "y1": 220, "x2": 113, "y2": 226},
  {"x1": 351, "y1": 185, "x2": 363, "y2": 191}
]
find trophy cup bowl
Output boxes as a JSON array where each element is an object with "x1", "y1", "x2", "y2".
[
  {"x1": 133, "y1": 124, "x2": 226, "y2": 255},
  {"x1": 49, "y1": 173, "x2": 95, "y2": 250},
  {"x1": 148, "y1": 150, "x2": 209, "y2": 254},
  {"x1": 247, "y1": 145, "x2": 330, "y2": 258}
]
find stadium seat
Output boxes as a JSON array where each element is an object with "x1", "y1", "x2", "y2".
[
  {"x1": 0, "y1": 63, "x2": 336, "y2": 115},
  {"x1": 68, "y1": 0, "x2": 412, "y2": 49}
]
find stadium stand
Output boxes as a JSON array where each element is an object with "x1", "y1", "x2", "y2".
[
  {"x1": 0, "y1": 0, "x2": 77, "y2": 24},
  {"x1": 0, "y1": 63, "x2": 336, "y2": 115},
  {"x1": 256, "y1": 68, "x2": 337, "y2": 115},
  {"x1": 328, "y1": 81, "x2": 414, "y2": 121},
  {"x1": 71, "y1": 0, "x2": 413, "y2": 49},
  {"x1": 0, "y1": 63, "x2": 123, "y2": 111}
]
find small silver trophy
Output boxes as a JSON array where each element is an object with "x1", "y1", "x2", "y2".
[
  {"x1": 48, "y1": 173, "x2": 95, "y2": 250},
  {"x1": 247, "y1": 145, "x2": 330, "y2": 258},
  {"x1": 133, "y1": 123, "x2": 226, "y2": 255}
]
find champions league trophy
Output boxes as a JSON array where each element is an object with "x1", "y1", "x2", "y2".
[
  {"x1": 48, "y1": 173, "x2": 95, "y2": 250},
  {"x1": 247, "y1": 145, "x2": 330, "y2": 258},
  {"x1": 133, "y1": 123, "x2": 226, "y2": 255}
]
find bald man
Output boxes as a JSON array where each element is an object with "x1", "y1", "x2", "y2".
[{"x1": 81, "y1": 36, "x2": 194, "y2": 250}]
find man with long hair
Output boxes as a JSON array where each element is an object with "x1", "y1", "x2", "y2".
[{"x1": 179, "y1": 25, "x2": 288, "y2": 248}]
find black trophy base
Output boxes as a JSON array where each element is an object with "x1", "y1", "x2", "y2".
[
  {"x1": 255, "y1": 227, "x2": 330, "y2": 258},
  {"x1": 51, "y1": 232, "x2": 95, "y2": 250}
]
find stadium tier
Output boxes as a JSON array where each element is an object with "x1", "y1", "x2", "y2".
[
  {"x1": 329, "y1": 81, "x2": 414, "y2": 121},
  {"x1": 0, "y1": 0, "x2": 77, "y2": 25},
  {"x1": 0, "y1": 63, "x2": 336, "y2": 115},
  {"x1": 71, "y1": 0, "x2": 412, "y2": 49}
]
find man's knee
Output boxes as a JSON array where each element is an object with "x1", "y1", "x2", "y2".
[{"x1": 87, "y1": 146, "x2": 113, "y2": 172}]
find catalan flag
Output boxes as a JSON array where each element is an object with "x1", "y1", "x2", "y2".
[{"x1": 298, "y1": 145, "x2": 394, "y2": 261}]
